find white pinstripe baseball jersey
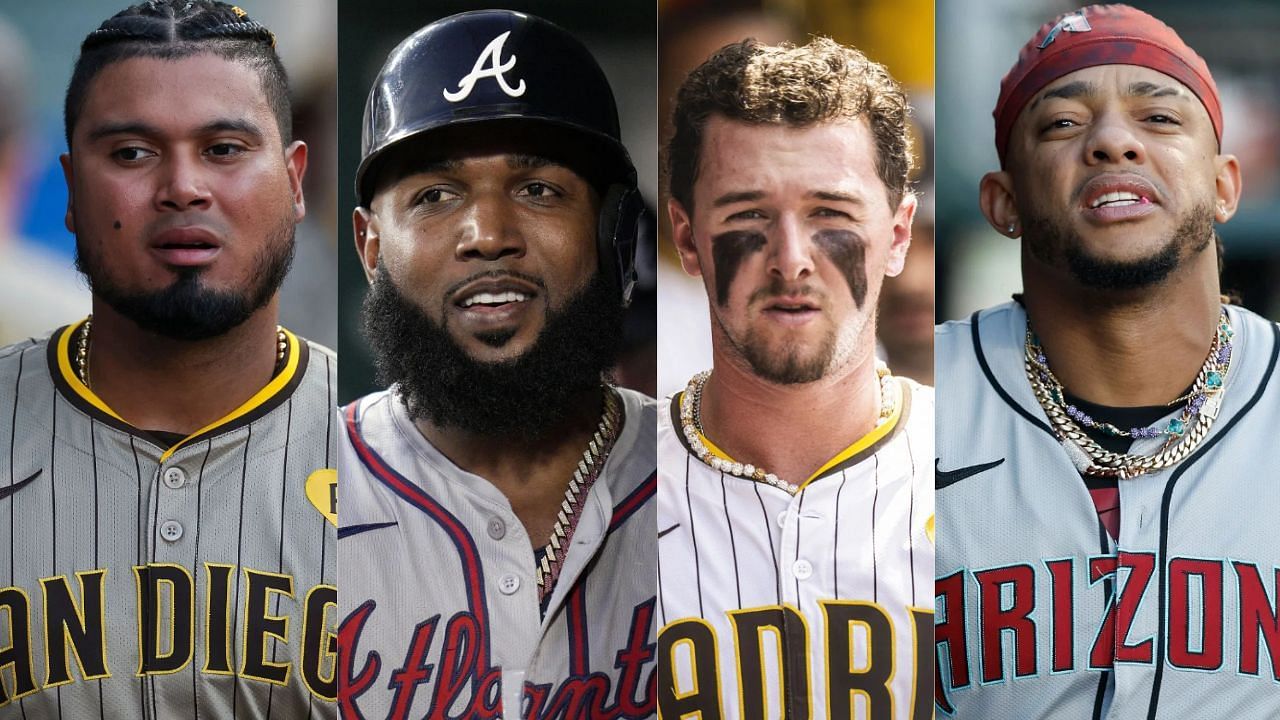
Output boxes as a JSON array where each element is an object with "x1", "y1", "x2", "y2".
[
  {"x1": 935, "y1": 301, "x2": 1280, "y2": 719},
  {"x1": 0, "y1": 320, "x2": 338, "y2": 719},
  {"x1": 657, "y1": 376, "x2": 935, "y2": 719},
  {"x1": 336, "y1": 386, "x2": 657, "y2": 719}
]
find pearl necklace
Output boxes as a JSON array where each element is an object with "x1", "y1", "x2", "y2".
[
  {"x1": 75, "y1": 315, "x2": 289, "y2": 389},
  {"x1": 680, "y1": 364, "x2": 898, "y2": 494},
  {"x1": 535, "y1": 385, "x2": 623, "y2": 600}
]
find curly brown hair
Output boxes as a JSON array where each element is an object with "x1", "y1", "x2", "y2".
[{"x1": 666, "y1": 37, "x2": 912, "y2": 211}]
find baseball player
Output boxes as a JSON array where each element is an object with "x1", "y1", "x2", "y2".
[
  {"x1": 336, "y1": 10, "x2": 656, "y2": 719},
  {"x1": 657, "y1": 39, "x2": 935, "y2": 719},
  {"x1": 935, "y1": 5, "x2": 1280, "y2": 718},
  {"x1": 0, "y1": 2, "x2": 337, "y2": 718}
]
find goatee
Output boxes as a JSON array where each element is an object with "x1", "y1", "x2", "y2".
[
  {"x1": 76, "y1": 218, "x2": 295, "y2": 340},
  {"x1": 1024, "y1": 203, "x2": 1214, "y2": 291},
  {"x1": 362, "y1": 265, "x2": 624, "y2": 440}
]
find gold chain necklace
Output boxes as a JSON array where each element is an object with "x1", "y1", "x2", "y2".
[
  {"x1": 680, "y1": 363, "x2": 898, "y2": 495},
  {"x1": 1023, "y1": 310, "x2": 1234, "y2": 479},
  {"x1": 74, "y1": 315, "x2": 289, "y2": 389},
  {"x1": 535, "y1": 385, "x2": 623, "y2": 600}
]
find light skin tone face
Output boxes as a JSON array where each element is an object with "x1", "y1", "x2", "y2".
[
  {"x1": 670, "y1": 115, "x2": 914, "y2": 384},
  {"x1": 354, "y1": 136, "x2": 600, "y2": 365},
  {"x1": 980, "y1": 64, "x2": 1240, "y2": 273},
  {"x1": 62, "y1": 54, "x2": 307, "y2": 304}
]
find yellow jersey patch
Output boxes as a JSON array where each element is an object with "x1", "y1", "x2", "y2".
[{"x1": 306, "y1": 469, "x2": 337, "y2": 526}]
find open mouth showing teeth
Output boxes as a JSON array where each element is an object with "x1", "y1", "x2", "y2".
[
  {"x1": 1090, "y1": 191, "x2": 1147, "y2": 209},
  {"x1": 459, "y1": 291, "x2": 530, "y2": 308}
]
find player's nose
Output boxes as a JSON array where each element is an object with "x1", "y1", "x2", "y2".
[
  {"x1": 455, "y1": 192, "x2": 526, "y2": 262},
  {"x1": 1084, "y1": 109, "x2": 1147, "y2": 166},
  {"x1": 153, "y1": 153, "x2": 212, "y2": 211},
  {"x1": 767, "y1": 215, "x2": 816, "y2": 281}
]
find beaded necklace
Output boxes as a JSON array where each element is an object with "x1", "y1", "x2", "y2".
[{"x1": 679, "y1": 364, "x2": 898, "y2": 494}]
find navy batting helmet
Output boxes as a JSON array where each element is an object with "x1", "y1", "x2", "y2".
[{"x1": 357, "y1": 9, "x2": 645, "y2": 304}]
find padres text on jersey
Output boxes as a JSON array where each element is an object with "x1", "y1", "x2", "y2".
[
  {"x1": 658, "y1": 379, "x2": 935, "y2": 719},
  {"x1": 0, "y1": 322, "x2": 338, "y2": 719},
  {"x1": 935, "y1": 302, "x2": 1280, "y2": 718},
  {"x1": 337, "y1": 387, "x2": 657, "y2": 719}
]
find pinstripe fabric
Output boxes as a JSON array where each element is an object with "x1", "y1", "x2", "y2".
[
  {"x1": 658, "y1": 379, "x2": 935, "y2": 719},
  {"x1": 336, "y1": 387, "x2": 657, "y2": 719},
  {"x1": 936, "y1": 302, "x2": 1280, "y2": 719},
  {"x1": 0, "y1": 328, "x2": 337, "y2": 719}
]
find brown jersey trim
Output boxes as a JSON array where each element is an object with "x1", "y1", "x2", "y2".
[{"x1": 46, "y1": 322, "x2": 309, "y2": 456}]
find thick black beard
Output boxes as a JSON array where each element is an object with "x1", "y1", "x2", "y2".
[
  {"x1": 1024, "y1": 204, "x2": 1214, "y2": 291},
  {"x1": 362, "y1": 265, "x2": 624, "y2": 440},
  {"x1": 76, "y1": 219, "x2": 295, "y2": 340}
]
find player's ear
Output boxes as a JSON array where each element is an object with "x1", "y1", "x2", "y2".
[
  {"x1": 60, "y1": 153, "x2": 75, "y2": 234},
  {"x1": 980, "y1": 170, "x2": 1020, "y2": 238},
  {"x1": 353, "y1": 207, "x2": 380, "y2": 284},
  {"x1": 884, "y1": 192, "x2": 917, "y2": 277},
  {"x1": 668, "y1": 197, "x2": 703, "y2": 277},
  {"x1": 284, "y1": 140, "x2": 308, "y2": 223},
  {"x1": 1213, "y1": 152, "x2": 1242, "y2": 223}
]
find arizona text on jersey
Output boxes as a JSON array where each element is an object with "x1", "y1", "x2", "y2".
[{"x1": 935, "y1": 302, "x2": 1280, "y2": 718}]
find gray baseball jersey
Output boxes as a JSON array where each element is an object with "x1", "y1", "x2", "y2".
[
  {"x1": 336, "y1": 386, "x2": 657, "y2": 719},
  {"x1": 0, "y1": 321, "x2": 338, "y2": 719},
  {"x1": 935, "y1": 302, "x2": 1280, "y2": 719},
  {"x1": 657, "y1": 377, "x2": 935, "y2": 719}
]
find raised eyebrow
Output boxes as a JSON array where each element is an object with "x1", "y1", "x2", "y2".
[
  {"x1": 712, "y1": 190, "x2": 765, "y2": 208},
  {"x1": 1127, "y1": 81, "x2": 1184, "y2": 99},
  {"x1": 1028, "y1": 80, "x2": 1096, "y2": 111}
]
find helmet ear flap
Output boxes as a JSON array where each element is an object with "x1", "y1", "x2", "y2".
[{"x1": 597, "y1": 183, "x2": 648, "y2": 308}]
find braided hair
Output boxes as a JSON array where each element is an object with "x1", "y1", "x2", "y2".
[{"x1": 64, "y1": 0, "x2": 291, "y2": 149}]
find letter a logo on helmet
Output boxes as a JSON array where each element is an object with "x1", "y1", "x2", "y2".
[{"x1": 443, "y1": 31, "x2": 527, "y2": 102}]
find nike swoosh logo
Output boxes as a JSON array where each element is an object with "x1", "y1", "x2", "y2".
[
  {"x1": 338, "y1": 521, "x2": 398, "y2": 539},
  {"x1": 658, "y1": 523, "x2": 680, "y2": 539},
  {"x1": 0, "y1": 470, "x2": 41, "y2": 501},
  {"x1": 936, "y1": 458, "x2": 1005, "y2": 489}
]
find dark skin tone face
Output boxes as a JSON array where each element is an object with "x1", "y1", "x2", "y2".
[
  {"x1": 354, "y1": 128, "x2": 600, "y2": 366},
  {"x1": 981, "y1": 64, "x2": 1241, "y2": 284}
]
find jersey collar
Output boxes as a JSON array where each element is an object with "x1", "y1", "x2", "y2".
[
  {"x1": 669, "y1": 375, "x2": 912, "y2": 490},
  {"x1": 48, "y1": 318, "x2": 309, "y2": 460}
]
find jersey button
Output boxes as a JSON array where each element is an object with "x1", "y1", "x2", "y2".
[
  {"x1": 160, "y1": 520, "x2": 184, "y2": 542},
  {"x1": 162, "y1": 467, "x2": 187, "y2": 489},
  {"x1": 498, "y1": 574, "x2": 521, "y2": 595},
  {"x1": 792, "y1": 559, "x2": 813, "y2": 580},
  {"x1": 487, "y1": 517, "x2": 506, "y2": 540}
]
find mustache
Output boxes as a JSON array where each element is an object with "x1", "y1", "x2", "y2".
[
  {"x1": 747, "y1": 279, "x2": 823, "y2": 305},
  {"x1": 442, "y1": 269, "x2": 548, "y2": 301}
]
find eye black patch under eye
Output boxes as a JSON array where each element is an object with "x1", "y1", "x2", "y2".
[
  {"x1": 813, "y1": 229, "x2": 867, "y2": 308},
  {"x1": 711, "y1": 230, "x2": 767, "y2": 306}
]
